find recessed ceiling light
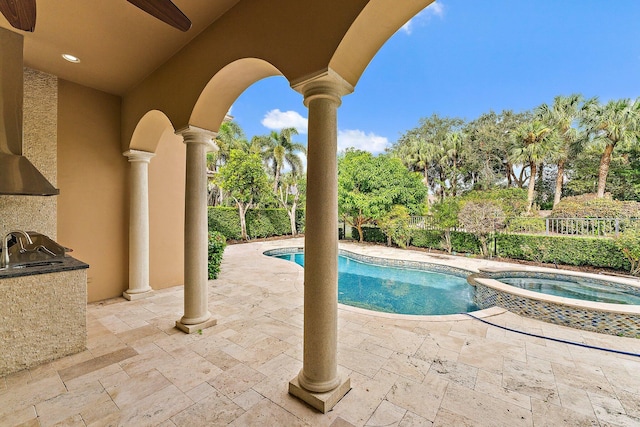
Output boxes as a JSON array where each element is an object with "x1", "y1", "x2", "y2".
[{"x1": 62, "y1": 54, "x2": 80, "y2": 63}]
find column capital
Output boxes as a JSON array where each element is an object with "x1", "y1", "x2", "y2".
[
  {"x1": 175, "y1": 125, "x2": 219, "y2": 152},
  {"x1": 123, "y1": 149, "x2": 155, "y2": 164},
  {"x1": 291, "y1": 68, "x2": 354, "y2": 107}
]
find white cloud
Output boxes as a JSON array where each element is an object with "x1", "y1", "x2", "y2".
[
  {"x1": 261, "y1": 109, "x2": 308, "y2": 134},
  {"x1": 338, "y1": 129, "x2": 390, "y2": 154},
  {"x1": 401, "y1": 1, "x2": 445, "y2": 34}
]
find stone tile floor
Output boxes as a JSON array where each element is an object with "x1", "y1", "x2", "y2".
[{"x1": 2, "y1": 238, "x2": 640, "y2": 426}]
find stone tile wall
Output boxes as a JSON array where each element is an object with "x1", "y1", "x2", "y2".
[
  {"x1": 0, "y1": 68, "x2": 57, "y2": 239},
  {"x1": 0, "y1": 269, "x2": 87, "y2": 376}
]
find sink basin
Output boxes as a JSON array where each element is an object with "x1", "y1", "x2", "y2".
[{"x1": 11, "y1": 260, "x2": 64, "y2": 269}]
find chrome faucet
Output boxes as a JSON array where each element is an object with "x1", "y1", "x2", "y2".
[{"x1": 1, "y1": 230, "x2": 33, "y2": 268}]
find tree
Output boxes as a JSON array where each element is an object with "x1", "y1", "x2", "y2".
[
  {"x1": 277, "y1": 172, "x2": 305, "y2": 236},
  {"x1": 252, "y1": 127, "x2": 306, "y2": 192},
  {"x1": 463, "y1": 110, "x2": 532, "y2": 189},
  {"x1": 377, "y1": 205, "x2": 412, "y2": 248},
  {"x1": 510, "y1": 120, "x2": 554, "y2": 213},
  {"x1": 390, "y1": 114, "x2": 464, "y2": 197},
  {"x1": 430, "y1": 198, "x2": 460, "y2": 253},
  {"x1": 338, "y1": 150, "x2": 427, "y2": 242},
  {"x1": 216, "y1": 150, "x2": 270, "y2": 240},
  {"x1": 208, "y1": 120, "x2": 249, "y2": 205},
  {"x1": 581, "y1": 98, "x2": 640, "y2": 198},
  {"x1": 458, "y1": 201, "x2": 505, "y2": 257},
  {"x1": 537, "y1": 94, "x2": 586, "y2": 207}
]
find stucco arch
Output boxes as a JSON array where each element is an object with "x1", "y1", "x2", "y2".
[
  {"x1": 122, "y1": 0, "x2": 432, "y2": 148},
  {"x1": 128, "y1": 110, "x2": 176, "y2": 153},
  {"x1": 190, "y1": 58, "x2": 282, "y2": 132},
  {"x1": 330, "y1": 0, "x2": 435, "y2": 87}
]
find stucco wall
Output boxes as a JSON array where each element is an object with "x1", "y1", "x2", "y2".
[
  {"x1": 149, "y1": 130, "x2": 186, "y2": 289},
  {"x1": 57, "y1": 80, "x2": 128, "y2": 302},
  {"x1": 0, "y1": 68, "x2": 57, "y2": 239}
]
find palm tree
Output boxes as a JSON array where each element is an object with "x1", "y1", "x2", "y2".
[
  {"x1": 511, "y1": 120, "x2": 554, "y2": 213},
  {"x1": 208, "y1": 120, "x2": 248, "y2": 205},
  {"x1": 440, "y1": 131, "x2": 466, "y2": 197},
  {"x1": 396, "y1": 137, "x2": 438, "y2": 191},
  {"x1": 253, "y1": 127, "x2": 307, "y2": 192},
  {"x1": 581, "y1": 98, "x2": 640, "y2": 198},
  {"x1": 537, "y1": 94, "x2": 585, "y2": 207}
]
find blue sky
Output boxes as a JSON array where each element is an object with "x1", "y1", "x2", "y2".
[{"x1": 230, "y1": 0, "x2": 640, "y2": 155}]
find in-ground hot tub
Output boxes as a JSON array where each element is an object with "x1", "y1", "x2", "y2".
[{"x1": 468, "y1": 268, "x2": 640, "y2": 338}]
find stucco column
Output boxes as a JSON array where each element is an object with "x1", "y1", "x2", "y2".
[
  {"x1": 288, "y1": 70, "x2": 353, "y2": 413},
  {"x1": 123, "y1": 149, "x2": 155, "y2": 301},
  {"x1": 175, "y1": 126, "x2": 218, "y2": 334}
]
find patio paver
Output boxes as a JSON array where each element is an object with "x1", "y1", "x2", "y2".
[{"x1": 1, "y1": 238, "x2": 639, "y2": 426}]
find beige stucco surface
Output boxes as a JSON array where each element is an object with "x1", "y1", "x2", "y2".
[
  {"x1": 57, "y1": 80, "x2": 128, "y2": 302},
  {"x1": 0, "y1": 268, "x2": 87, "y2": 376},
  {"x1": 149, "y1": 131, "x2": 186, "y2": 290}
]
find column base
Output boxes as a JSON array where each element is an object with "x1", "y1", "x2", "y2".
[
  {"x1": 175, "y1": 317, "x2": 217, "y2": 334},
  {"x1": 289, "y1": 374, "x2": 351, "y2": 413},
  {"x1": 122, "y1": 289, "x2": 153, "y2": 301}
]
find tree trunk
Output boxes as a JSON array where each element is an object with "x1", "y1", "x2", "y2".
[
  {"x1": 553, "y1": 159, "x2": 565, "y2": 207},
  {"x1": 238, "y1": 202, "x2": 249, "y2": 240},
  {"x1": 526, "y1": 162, "x2": 537, "y2": 213},
  {"x1": 422, "y1": 168, "x2": 429, "y2": 190},
  {"x1": 273, "y1": 168, "x2": 280, "y2": 193},
  {"x1": 356, "y1": 223, "x2": 364, "y2": 243},
  {"x1": 597, "y1": 143, "x2": 615, "y2": 198},
  {"x1": 288, "y1": 201, "x2": 297, "y2": 236}
]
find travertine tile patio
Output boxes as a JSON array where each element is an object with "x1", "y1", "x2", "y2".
[{"x1": 1, "y1": 238, "x2": 639, "y2": 426}]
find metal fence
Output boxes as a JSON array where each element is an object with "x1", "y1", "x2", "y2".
[{"x1": 409, "y1": 216, "x2": 640, "y2": 237}]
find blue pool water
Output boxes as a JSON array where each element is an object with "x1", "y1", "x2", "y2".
[
  {"x1": 498, "y1": 276, "x2": 640, "y2": 305},
  {"x1": 272, "y1": 252, "x2": 478, "y2": 315}
]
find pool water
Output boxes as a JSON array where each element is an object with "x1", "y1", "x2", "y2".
[
  {"x1": 499, "y1": 277, "x2": 640, "y2": 305},
  {"x1": 273, "y1": 252, "x2": 478, "y2": 315}
]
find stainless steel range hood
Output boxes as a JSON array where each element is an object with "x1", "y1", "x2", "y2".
[{"x1": 0, "y1": 27, "x2": 59, "y2": 196}]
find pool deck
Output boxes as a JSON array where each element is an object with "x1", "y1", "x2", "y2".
[{"x1": 2, "y1": 238, "x2": 640, "y2": 426}]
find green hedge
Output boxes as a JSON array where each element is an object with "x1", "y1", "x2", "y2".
[
  {"x1": 351, "y1": 226, "x2": 386, "y2": 243},
  {"x1": 410, "y1": 229, "x2": 481, "y2": 254},
  {"x1": 496, "y1": 233, "x2": 630, "y2": 270},
  {"x1": 208, "y1": 207, "x2": 305, "y2": 240},
  {"x1": 359, "y1": 227, "x2": 629, "y2": 271},
  {"x1": 208, "y1": 231, "x2": 226, "y2": 279}
]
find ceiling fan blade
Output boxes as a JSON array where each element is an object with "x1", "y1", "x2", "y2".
[
  {"x1": 0, "y1": 0, "x2": 36, "y2": 32},
  {"x1": 126, "y1": 0, "x2": 191, "y2": 32}
]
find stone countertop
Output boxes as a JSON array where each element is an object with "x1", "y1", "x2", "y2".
[{"x1": 0, "y1": 256, "x2": 88, "y2": 279}]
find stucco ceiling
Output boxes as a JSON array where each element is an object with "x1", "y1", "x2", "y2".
[{"x1": 0, "y1": 0, "x2": 241, "y2": 95}]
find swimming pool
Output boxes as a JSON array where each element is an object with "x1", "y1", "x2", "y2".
[
  {"x1": 265, "y1": 249, "x2": 477, "y2": 316},
  {"x1": 469, "y1": 269, "x2": 640, "y2": 337},
  {"x1": 497, "y1": 275, "x2": 640, "y2": 305}
]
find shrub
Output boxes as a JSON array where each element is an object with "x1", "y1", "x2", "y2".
[
  {"x1": 496, "y1": 233, "x2": 629, "y2": 270},
  {"x1": 411, "y1": 230, "x2": 442, "y2": 249},
  {"x1": 614, "y1": 224, "x2": 640, "y2": 275},
  {"x1": 458, "y1": 201, "x2": 505, "y2": 257},
  {"x1": 460, "y1": 188, "x2": 528, "y2": 217},
  {"x1": 209, "y1": 207, "x2": 304, "y2": 240},
  {"x1": 505, "y1": 216, "x2": 546, "y2": 234},
  {"x1": 208, "y1": 231, "x2": 226, "y2": 279},
  {"x1": 377, "y1": 205, "x2": 412, "y2": 248},
  {"x1": 351, "y1": 225, "x2": 386, "y2": 243},
  {"x1": 410, "y1": 229, "x2": 481, "y2": 254},
  {"x1": 450, "y1": 231, "x2": 482, "y2": 254},
  {"x1": 209, "y1": 207, "x2": 242, "y2": 240},
  {"x1": 550, "y1": 194, "x2": 640, "y2": 218}
]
